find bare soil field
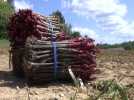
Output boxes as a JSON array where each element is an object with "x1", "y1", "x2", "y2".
[{"x1": 0, "y1": 48, "x2": 134, "y2": 100}]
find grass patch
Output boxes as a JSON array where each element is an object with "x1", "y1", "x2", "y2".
[
  {"x1": 0, "y1": 39, "x2": 9, "y2": 48},
  {"x1": 89, "y1": 80, "x2": 134, "y2": 100}
]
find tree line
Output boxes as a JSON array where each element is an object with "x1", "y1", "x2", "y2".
[{"x1": 98, "y1": 41, "x2": 134, "y2": 50}]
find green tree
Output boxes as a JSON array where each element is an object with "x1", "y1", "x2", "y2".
[
  {"x1": 121, "y1": 41, "x2": 134, "y2": 50},
  {"x1": 50, "y1": 10, "x2": 65, "y2": 24},
  {"x1": 70, "y1": 31, "x2": 80, "y2": 37},
  {"x1": 63, "y1": 23, "x2": 72, "y2": 35},
  {"x1": 0, "y1": 1, "x2": 14, "y2": 39},
  {"x1": 50, "y1": 10, "x2": 73, "y2": 35}
]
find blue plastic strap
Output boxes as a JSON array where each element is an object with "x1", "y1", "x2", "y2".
[
  {"x1": 52, "y1": 42, "x2": 58, "y2": 79},
  {"x1": 49, "y1": 20, "x2": 58, "y2": 80}
]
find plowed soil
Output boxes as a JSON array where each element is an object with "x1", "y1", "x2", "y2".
[{"x1": 0, "y1": 48, "x2": 134, "y2": 100}]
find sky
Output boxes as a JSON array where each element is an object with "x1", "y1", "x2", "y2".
[{"x1": 13, "y1": 0, "x2": 134, "y2": 44}]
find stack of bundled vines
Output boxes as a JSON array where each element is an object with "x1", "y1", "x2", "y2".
[
  {"x1": 8, "y1": 9, "x2": 97, "y2": 83},
  {"x1": 8, "y1": 9, "x2": 67, "y2": 77},
  {"x1": 24, "y1": 37, "x2": 97, "y2": 83}
]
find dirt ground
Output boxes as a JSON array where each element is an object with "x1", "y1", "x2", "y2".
[{"x1": 0, "y1": 48, "x2": 134, "y2": 100}]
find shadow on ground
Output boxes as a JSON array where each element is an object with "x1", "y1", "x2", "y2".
[
  {"x1": 0, "y1": 70, "x2": 74, "y2": 88},
  {"x1": 0, "y1": 71, "x2": 26, "y2": 88}
]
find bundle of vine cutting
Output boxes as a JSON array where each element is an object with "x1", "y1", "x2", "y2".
[
  {"x1": 24, "y1": 37, "x2": 97, "y2": 83},
  {"x1": 8, "y1": 9, "x2": 66, "y2": 46},
  {"x1": 8, "y1": 9, "x2": 97, "y2": 83}
]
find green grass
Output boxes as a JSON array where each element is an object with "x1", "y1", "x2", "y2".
[{"x1": 0, "y1": 39, "x2": 9, "y2": 48}]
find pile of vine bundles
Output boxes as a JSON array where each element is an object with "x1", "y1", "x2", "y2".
[{"x1": 8, "y1": 9, "x2": 97, "y2": 83}]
